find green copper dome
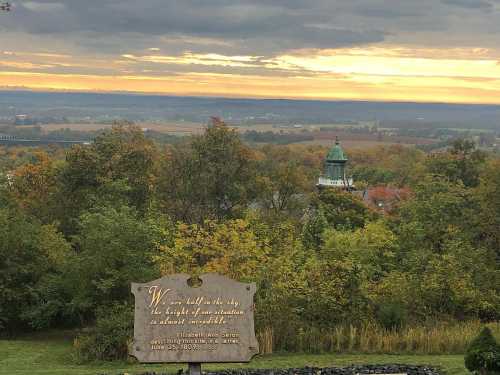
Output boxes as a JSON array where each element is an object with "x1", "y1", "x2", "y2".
[
  {"x1": 326, "y1": 138, "x2": 348, "y2": 162},
  {"x1": 318, "y1": 137, "x2": 354, "y2": 189}
]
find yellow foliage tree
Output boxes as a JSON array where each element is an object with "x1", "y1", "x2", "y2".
[{"x1": 155, "y1": 219, "x2": 270, "y2": 282}]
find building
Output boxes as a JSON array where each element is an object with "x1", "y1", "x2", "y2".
[
  {"x1": 361, "y1": 186, "x2": 411, "y2": 213},
  {"x1": 317, "y1": 137, "x2": 354, "y2": 190},
  {"x1": 14, "y1": 114, "x2": 31, "y2": 125}
]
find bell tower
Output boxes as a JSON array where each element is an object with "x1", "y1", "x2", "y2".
[{"x1": 317, "y1": 137, "x2": 353, "y2": 190}]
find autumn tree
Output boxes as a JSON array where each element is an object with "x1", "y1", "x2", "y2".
[
  {"x1": 426, "y1": 138, "x2": 486, "y2": 188},
  {"x1": 156, "y1": 219, "x2": 269, "y2": 281},
  {"x1": 350, "y1": 145, "x2": 425, "y2": 187},
  {"x1": 255, "y1": 144, "x2": 311, "y2": 219},
  {"x1": 158, "y1": 121, "x2": 257, "y2": 223},
  {"x1": 9, "y1": 151, "x2": 59, "y2": 222},
  {"x1": 56, "y1": 124, "x2": 158, "y2": 233},
  {"x1": 387, "y1": 174, "x2": 500, "y2": 320}
]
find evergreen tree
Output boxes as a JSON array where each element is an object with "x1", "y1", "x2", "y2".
[{"x1": 464, "y1": 327, "x2": 500, "y2": 375}]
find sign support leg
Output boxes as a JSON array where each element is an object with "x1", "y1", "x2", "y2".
[{"x1": 189, "y1": 362, "x2": 202, "y2": 375}]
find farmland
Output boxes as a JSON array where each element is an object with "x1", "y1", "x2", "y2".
[{"x1": 12, "y1": 121, "x2": 438, "y2": 148}]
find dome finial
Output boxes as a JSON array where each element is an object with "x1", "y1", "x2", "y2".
[{"x1": 335, "y1": 136, "x2": 340, "y2": 145}]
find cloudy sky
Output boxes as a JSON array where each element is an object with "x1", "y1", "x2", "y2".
[{"x1": 1, "y1": 0, "x2": 500, "y2": 103}]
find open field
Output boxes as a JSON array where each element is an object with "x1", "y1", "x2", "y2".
[
  {"x1": 36, "y1": 122, "x2": 206, "y2": 135},
  {"x1": 297, "y1": 139, "x2": 411, "y2": 149},
  {"x1": 0, "y1": 334, "x2": 468, "y2": 375},
  {"x1": 313, "y1": 131, "x2": 435, "y2": 146}
]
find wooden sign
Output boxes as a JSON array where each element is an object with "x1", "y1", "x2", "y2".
[{"x1": 130, "y1": 273, "x2": 259, "y2": 363}]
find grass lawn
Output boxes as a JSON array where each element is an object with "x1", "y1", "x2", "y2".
[{"x1": 0, "y1": 334, "x2": 468, "y2": 375}]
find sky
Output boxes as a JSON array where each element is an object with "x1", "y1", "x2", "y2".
[{"x1": 1, "y1": 0, "x2": 500, "y2": 104}]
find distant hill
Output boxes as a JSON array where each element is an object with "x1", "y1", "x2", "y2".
[{"x1": 0, "y1": 90, "x2": 499, "y2": 129}]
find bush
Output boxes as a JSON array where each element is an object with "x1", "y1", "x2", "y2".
[
  {"x1": 376, "y1": 302, "x2": 407, "y2": 330},
  {"x1": 464, "y1": 327, "x2": 500, "y2": 375},
  {"x1": 74, "y1": 303, "x2": 133, "y2": 362}
]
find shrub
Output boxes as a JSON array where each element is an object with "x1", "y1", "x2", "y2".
[
  {"x1": 74, "y1": 303, "x2": 133, "y2": 362},
  {"x1": 464, "y1": 327, "x2": 500, "y2": 375},
  {"x1": 376, "y1": 302, "x2": 407, "y2": 330}
]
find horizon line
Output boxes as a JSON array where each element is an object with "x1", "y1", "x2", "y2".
[{"x1": 1, "y1": 87, "x2": 499, "y2": 107}]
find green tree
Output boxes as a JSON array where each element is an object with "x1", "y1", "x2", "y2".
[
  {"x1": 321, "y1": 221, "x2": 397, "y2": 282},
  {"x1": 396, "y1": 175, "x2": 477, "y2": 253},
  {"x1": 425, "y1": 138, "x2": 486, "y2": 188},
  {"x1": 386, "y1": 175, "x2": 500, "y2": 320},
  {"x1": 0, "y1": 207, "x2": 70, "y2": 332},
  {"x1": 0, "y1": 172, "x2": 11, "y2": 209},
  {"x1": 475, "y1": 160, "x2": 500, "y2": 258},
  {"x1": 350, "y1": 145, "x2": 425, "y2": 187},
  {"x1": 56, "y1": 124, "x2": 157, "y2": 234},
  {"x1": 301, "y1": 208, "x2": 328, "y2": 250},
  {"x1": 158, "y1": 122, "x2": 257, "y2": 223},
  {"x1": 320, "y1": 221, "x2": 400, "y2": 325},
  {"x1": 352, "y1": 165, "x2": 395, "y2": 186},
  {"x1": 315, "y1": 189, "x2": 373, "y2": 230},
  {"x1": 68, "y1": 206, "x2": 167, "y2": 319},
  {"x1": 300, "y1": 255, "x2": 367, "y2": 326},
  {"x1": 450, "y1": 139, "x2": 486, "y2": 187},
  {"x1": 255, "y1": 145, "x2": 311, "y2": 219},
  {"x1": 373, "y1": 229, "x2": 500, "y2": 322}
]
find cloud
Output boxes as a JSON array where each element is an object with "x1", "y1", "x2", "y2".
[
  {"x1": 0, "y1": 0, "x2": 500, "y2": 55},
  {"x1": 0, "y1": 1, "x2": 394, "y2": 55},
  {"x1": 22, "y1": 2, "x2": 65, "y2": 12},
  {"x1": 0, "y1": 0, "x2": 498, "y2": 59},
  {"x1": 0, "y1": 0, "x2": 499, "y2": 104},
  {"x1": 0, "y1": 60, "x2": 55, "y2": 69},
  {"x1": 121, "y1": 52, "x2": 263, "y2": 68},
  {"x1": 441, "y1": 0, "x2": 493, "y2": 10}
]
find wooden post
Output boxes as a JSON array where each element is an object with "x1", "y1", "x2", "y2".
[{"x1": 189, "y1": 362, "x2": 201, "y2": 375}]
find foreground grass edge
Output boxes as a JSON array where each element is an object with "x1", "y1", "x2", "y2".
[{"x1": 0, "y1": 337, "x2": 470, "y2": 375}]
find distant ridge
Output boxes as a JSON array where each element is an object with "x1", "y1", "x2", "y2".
[
  {"x1": 2, "y1": 88, "x2": 500, "y2": 107},
  {"x1": 0, "y1": 90, "x2": 499, "y2": 128}
]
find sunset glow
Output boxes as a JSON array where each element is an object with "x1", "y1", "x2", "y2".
[{"x1": 1, "y1": 1, "x2": 500, "y2": 103}]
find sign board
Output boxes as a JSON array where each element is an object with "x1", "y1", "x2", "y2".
[{"x1": 130, "y1": 273, "x2": 259, "y2": 363}]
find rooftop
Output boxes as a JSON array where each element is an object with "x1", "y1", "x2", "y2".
[{"x1": 326, "y1": 137, "x2": 348, "y2": 162}]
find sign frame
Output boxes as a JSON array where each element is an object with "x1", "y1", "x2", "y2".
[{"x1": 129, "y1": 273, "x2": 259, "y2": 365}]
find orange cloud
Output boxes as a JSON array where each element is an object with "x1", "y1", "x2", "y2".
[{"x1": 1, "y1": 46, "x2": 499, "y2": 104}]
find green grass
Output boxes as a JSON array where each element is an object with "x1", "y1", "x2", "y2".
[{"x1": 0, "y1": 335, "x2": 469, "y2": 375}]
